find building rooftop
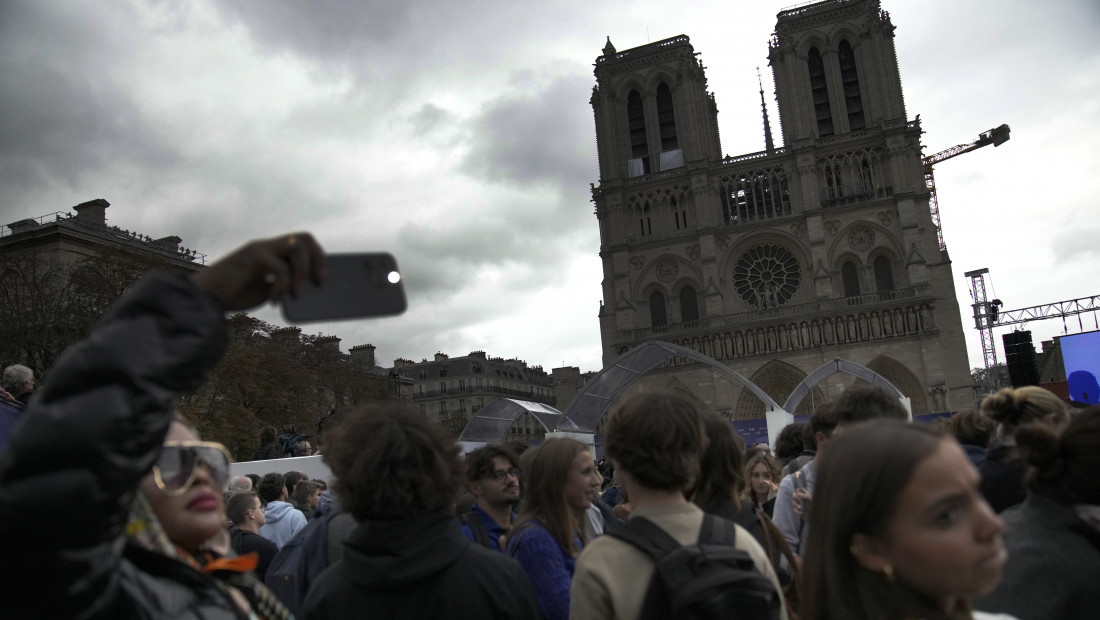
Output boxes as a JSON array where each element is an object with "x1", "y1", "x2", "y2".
[{"x1": 1, "y1": 199, "x2": 206, "y2": 264}]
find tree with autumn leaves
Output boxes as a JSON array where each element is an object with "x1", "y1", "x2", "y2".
[
  {"x1": 0, "y1": 245, "x2": 183, "y2": 374},
  {"x1": 179, "y1": 314, "x2": 391, "y2": 460}
]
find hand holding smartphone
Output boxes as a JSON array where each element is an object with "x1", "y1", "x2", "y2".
[{"x1": 281, "y1": 252, "x2": 407, "y2": 323}]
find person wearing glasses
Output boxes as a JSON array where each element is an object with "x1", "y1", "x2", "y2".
[
  {"x1": 0, "y1": 232, "x2": 324, "y2": 620},
  {"x1": 461, "y1": 444, "x2": 522, "y2": 551}
]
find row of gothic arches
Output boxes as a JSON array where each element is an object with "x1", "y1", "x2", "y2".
[
  {"x1": 648, "y1": 285, "x2": 699, "y2": 327},
  {"x1": 840, "y1": 254, "x2": 895, "y2": 298}
]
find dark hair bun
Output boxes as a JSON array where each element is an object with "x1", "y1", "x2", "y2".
[
  {"x1": 983, "y1": 388, "x2": 1021, "y2": 425},
  {"x1": 1015, "y1": 422, "x2": 1061, "y2": 478}
]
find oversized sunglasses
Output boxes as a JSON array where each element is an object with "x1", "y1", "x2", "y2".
[{"x1": 153, "y1": 440, "x2": 232, "y2": 495}]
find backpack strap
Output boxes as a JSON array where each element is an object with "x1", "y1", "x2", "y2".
[
  {"x1": 698, "y1": 512, "x2": 737, "y2": 547},
  {"x1": 460, "y1": 511, "x2": 491, "y2": 548},
  {"x1": 607, "y1": 516, "x2": 683, "y2": 560},
  {"x1": 610, "y1": 512, "x2": 738, "y2": 560}
]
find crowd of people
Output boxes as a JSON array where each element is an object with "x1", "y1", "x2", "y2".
[{"x1": 0, "y1": 231, "x2": 1097, "y2": 620}]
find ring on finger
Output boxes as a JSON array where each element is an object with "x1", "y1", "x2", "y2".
[{"x1": 287, "y1": 235, "x2": 298, "y2": 247}]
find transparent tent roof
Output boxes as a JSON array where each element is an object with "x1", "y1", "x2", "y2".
[
  {"x1": 458, "y1": 342, "x2": 909, "y2": 443},
  {"x1": 783, "y1": 358, "x2": 903, "y2": 411},
  {"x1": 560, "y1": 340, "x2": 782, "y2": 432},
  {"x1": 458, "y1": 398, "x2": 580, "y2": 443}
]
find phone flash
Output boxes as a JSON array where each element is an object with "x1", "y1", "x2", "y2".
[{"x1": 387, "y1": 271, "x2": 401, "y2": 284}]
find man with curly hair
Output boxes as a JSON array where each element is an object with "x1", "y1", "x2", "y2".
[
  {"x1": 302, "y1": 404, "x2": 540, "y2": 619},
  {"x1": 460, "y1": 444, "x2": 521, "y2": 551}
]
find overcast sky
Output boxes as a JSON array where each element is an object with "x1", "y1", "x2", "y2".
[{"x1": 2, "y1": 0, "x2": 1097, "y2": 376}]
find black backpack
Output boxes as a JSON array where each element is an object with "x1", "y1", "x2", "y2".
[
  {"x1": 609, "y1": 513, "x2": 781, "y2": 620},
  {"x1": 264, "y1": 501, "x2": 340, "y2": 616}
]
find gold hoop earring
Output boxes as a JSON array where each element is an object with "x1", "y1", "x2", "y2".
[{"x1": 883, "y1": 563, "x2": 896, "y2": 583}]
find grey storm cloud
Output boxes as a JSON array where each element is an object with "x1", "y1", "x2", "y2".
[
  {"x1": 459, "y1": 72, "x2": 596, "y2": 191},
  {"x1": 375, "y1": 70, "x2": 601, "y2": 306},
  {"x1": 4, "y1": 0, "x2": 1096, "y2": 375},
  {"x1": 408, "y1": 103, "x2": 454, "y2": 138},
  {"x1": 0, "y1": 2, "x2": 181, "y2": 203},
  {"x1": 393, "y1": 200, "x2": 598, "y2": 303},
  {"x1": 212, "y1": 0, "x2": 411, "y2": 66}
]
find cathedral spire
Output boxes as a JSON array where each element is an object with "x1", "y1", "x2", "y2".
[
  {"x1": 757, "y1": 66, "x2": 775, "y2": 154},
  {"x1": 603, "y1": 36, "x2": 616, "y2": 57}
]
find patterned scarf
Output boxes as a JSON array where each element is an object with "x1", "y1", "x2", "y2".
[{"x1": 126, "y1": 493, "x2": 293, "y2": 620}]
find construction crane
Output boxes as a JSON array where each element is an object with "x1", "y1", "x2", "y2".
[
  {"x1": 965, "y1": 267, "x2": 1100, "y2": 389},
  {"x1": 923, "y1": 124, "x2": 1011, "y2": 251}
]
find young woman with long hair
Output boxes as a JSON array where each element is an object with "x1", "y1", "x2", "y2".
[
  {"x1": 691, "y1": 409, "x2": 745, "y2": 519},
  {"x1": 506, "y1": 438, "x2": 601, "y2": 620},
  {"x1": 744, "y1": 451, "x2": 781, "y2": 518},
  {"x1": 802, "y1": 420, "x2": 1014, "y2": 620},
  {"x1": 691, "y1": 409, "x2": 796, "y2": 614}
]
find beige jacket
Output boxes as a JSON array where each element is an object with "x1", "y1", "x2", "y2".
[{"x1": 569, "y1": 502, "x2": 788, "y2": 620}]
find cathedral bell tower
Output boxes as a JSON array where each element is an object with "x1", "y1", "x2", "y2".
[
  {"x1": 591, "y1": 35, "x2": 721, "y2": 183},
  {"x1": 769, "y1": 0, "x2": 907, "y2": 143},
  {"x1": 588, "y1": 0, "x2": 975, "y2": 418}
]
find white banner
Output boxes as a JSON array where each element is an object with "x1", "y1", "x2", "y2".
[{"x1": 229, "y1": 454, "x2": 333, "y2": 484}]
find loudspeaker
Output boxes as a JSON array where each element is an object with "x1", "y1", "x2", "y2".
[{"x1": 1002, "y1": 331, "x2": 1039, "y2": 388}]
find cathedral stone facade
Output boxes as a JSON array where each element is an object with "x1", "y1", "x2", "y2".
[{"x1": 590, "y1": 0, "x2": 973, "y2": 418}]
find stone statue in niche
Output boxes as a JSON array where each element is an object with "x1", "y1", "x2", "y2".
[{"x1": 929, "y1": 385, "x2": 947, "y2": 413}]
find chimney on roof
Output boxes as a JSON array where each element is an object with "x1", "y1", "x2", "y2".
[
  {"x1": 350, "y1": 343, "x2": 376, "y2": 367},
  {"x1": 271, "y1": 326, "x2": 301, "y2": 342},
  {"x1": 154, "y1": 235, "x2": 182, "y2": 252},
  {"x1": 315, "y1": 335, "x2": 341, "y2": 351},
  {"x1": 434, "y1": 352, "x2": 449, "y2": 362},
  {"x1": 6, "y1": 218, "x2": 39, "y2": 234},
  {"x1": 73, "y1": 198, "x2": 110, "y2": 226}
]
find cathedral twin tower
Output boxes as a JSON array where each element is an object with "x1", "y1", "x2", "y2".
[{"x1": 589, "y1": 0, "x2": 973, "y2": 418}]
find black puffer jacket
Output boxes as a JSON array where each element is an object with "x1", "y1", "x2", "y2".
[
  {"x1": 0, "y1": 274, "x2": 240, "y2": 619},
  {"x1": 302, "y1": 510, "x2": 542, "y2": 619}
]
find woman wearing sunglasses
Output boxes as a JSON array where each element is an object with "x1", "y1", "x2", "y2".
[{"x1": 0, "y1": 232, "x2": 325, "y2": 620}]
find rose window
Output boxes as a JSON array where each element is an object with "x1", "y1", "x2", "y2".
[{"x1": 733, "y1": 244, "x2": 801, "y2": 309}]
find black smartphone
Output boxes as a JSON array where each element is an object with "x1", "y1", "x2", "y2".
[{"x1": 281, "y1": 252, "x2": 407, "y2": 323}]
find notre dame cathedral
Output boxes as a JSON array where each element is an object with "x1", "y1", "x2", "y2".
[{"x1": 590, "y1": 0, "x2": 974, "y2": 418}]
